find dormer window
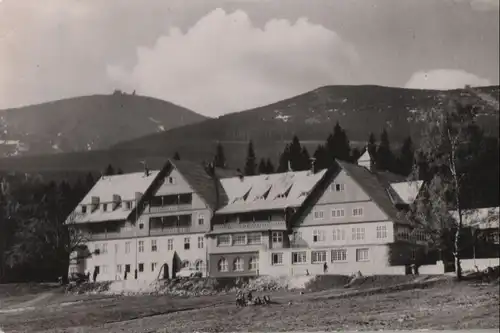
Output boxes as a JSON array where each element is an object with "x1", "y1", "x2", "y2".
[{"x1": 274, "y1": 185, "x2": 293, "y2": 200}]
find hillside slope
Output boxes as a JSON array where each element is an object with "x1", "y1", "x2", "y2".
[
  {"x1": 0, "y1": 85, "x2": 498, "y2": 173},
  {"x1": 0, "y1": 91, "x2": 207, "y2": 157}
]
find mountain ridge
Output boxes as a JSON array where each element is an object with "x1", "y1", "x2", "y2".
[
  {"x1": 0, "y1": 91, "x2": 207, "y2": 157},
  {"x1": 0, "y1": 84, "x2": 498, "y2": 173}
]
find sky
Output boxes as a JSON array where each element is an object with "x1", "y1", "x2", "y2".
[{"x1": 0, "y1": 0, "x2": 498, "y2": 116}]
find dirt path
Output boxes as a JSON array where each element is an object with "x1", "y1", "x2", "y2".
[{"x1": 0, "y1": 292, "x2": 54, "y2": 313}]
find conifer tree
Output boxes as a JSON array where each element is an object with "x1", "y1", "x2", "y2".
[
  {"x1": 214, "y1": 143, "x2": 226, "y2": 168},
  {"x1": 244, "y1": 141, "x2": 257, "y2": 176},
  {"x1": 265, "y1": 158, "x2": 275, "y2": 174},
  {"x1": 258, "y1": 158, "x2": 267, "y2": 174},
  {"x1": 376, "y1": 129, "x2": 395, "y2": 171}
]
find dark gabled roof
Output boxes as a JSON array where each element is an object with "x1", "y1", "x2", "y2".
[
  {"x1": 170, "y1": 160, "x2": 229, "y2": 210},
  {"x1": 336, "y1": 160, "x2": 409, "y2": 224}
]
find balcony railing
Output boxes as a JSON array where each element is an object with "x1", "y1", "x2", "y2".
[
  {"x1": 213, "y1": 220, "x2": 286, "y2": 231},
  {"x1": 149, "y1": 226, "x2": 192, "y2": 235},
  {"x1": 145, "y1": 204, "x2": 192, "y2": 214}
]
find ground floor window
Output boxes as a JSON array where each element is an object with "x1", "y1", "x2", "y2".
[
  {"x1": 331, "y1": 249, "x2": 347, "y2": 262},
  {"x1": 138, "y1": 263, "x2": 144, "y2": 272},
  {"x1": 195, "y1": 260, "x2": 204, "y2": 272},
  {"x1": 151, "y1": 262, "x2": 157, "y2": 272},
  {"x1": 233, "y1": 257, "x2": 244, "y2": 271},
  {"x1": 116, "y1": 265, "x2": 122, "y2": 273},
  {"x1": 218, "y1": 258, "x2": 228, "y2": 272},
  {"x1": 271, "y1": 252, "x2": 283, "y2": 265},
  {"x1": 292, "y1": 251, "x2": 307, "y2": 264},
  {"x1": 356, "y1": 248, "x2": 369, "y2": 262},
  {"x1": 181, "y1": 260, "x2": 190, "y2": 268},
  {"x1": 249, "y1": 256, "x2": 259, "y2": 271},
  {"x1": 311, "y1": 250, "x2": 327, "y2": 263}
]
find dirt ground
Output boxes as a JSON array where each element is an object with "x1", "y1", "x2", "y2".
[{"x1": 0, "y1": 279, "x2": 498, "y2": 333}]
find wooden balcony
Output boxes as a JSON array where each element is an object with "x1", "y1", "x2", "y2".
[
  {"x1": 149, "y1": 226, "x2": 192, "y2": 235},
  {"x1": 145, "y1": 204, "x2": 192, "y2": 214},
  {"x1": 212, "y1": 220, "x2": 287, "y2": 232}
]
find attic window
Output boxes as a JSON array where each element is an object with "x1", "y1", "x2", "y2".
[
  {"x1": 102, "y1": 203, "x2": 108, "y2": 211},
  {"x1": 125, "y1": 201, "x2": 132, "y2": 210},
  {"x1": 331, "y1": 183, "x2": 345, "y2": 192},
  {"x1": 254, "y1": 186, "x2": 272, "y2": 201},
  {"x1": 167, "y1": 176, "x2": 175, "y2": 185},
  {"x1": 81, "y1": 205, "x2": 87, "y2": 214},
  {"x1": 275, "y1": 185, "x2": 293, "y2": 200}
]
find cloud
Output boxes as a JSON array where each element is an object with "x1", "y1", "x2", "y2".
[
  {"x1": 405, "y1": 69, "x2": 491, "y2": 90},
  {"x1": 470, "y1": 0, "x2": 500, "y2": 11},
  {"x1": 107, "y1": 8, "x2": 359, "y2": 116}
]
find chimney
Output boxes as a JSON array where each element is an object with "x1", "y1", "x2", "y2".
[
  {"x1": 140, "y1": 161, "x2": 150, "y2": 177},
  {"x1": 112, "y1": 194, "x2": 121, "y2": 210},
  {"x1": 309, "y1": 157, "x2": 316, "y2": 175},
  {"x1": 91, "y1": 196, "x2": 100, "y2": 212}
]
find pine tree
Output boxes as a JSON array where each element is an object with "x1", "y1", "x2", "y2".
[
  {"x1": 104, "y1": 164, "x2": 115, "y2": 176},
  {"x1": 173, "y1": 152, "x2": 181, "y2": 161},
  {"x1": 300, "y1": 147, "x2": 311, "y2": 170},
  {"x1": 116, "y1": 168, "x2": 124, "y2": 175},
  {"x1": 313, "y1": 145, "x2": 328, "y2": 170},
  {"x1": 265, "y1": 158, "x2": 275, "y2": 174},
  {"x1": 258, "y1": 158, "x2": 267, "y2": 174},
  {"x1": 326, "y1": 122, "x2": 351, "y2": 162},
  {"x1": 350, "y1": 147, "x2": 362, "y2": 162},
  {"x1": 398, "y1": 136, "x2": 414, "y2": 176},
  {"x1": 214, "y1": 143, "x2": 226, "y2": 168},
  {"x1": 289, "y1": 136, "x2": 305, "y2": 171},
  {"x1": 367, "y1": 132, "x2": 378, "y2": 168},
  {"x1": 376, "y1": 129, "x2": 395, "y2": 171},
  {"x1": 277, "y1": 144, "x2": 291, "y2": 172},
  {"x1": 244, "y1": 141, "x2": 257, "y2": 176}
]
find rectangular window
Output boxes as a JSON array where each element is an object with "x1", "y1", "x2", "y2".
[
  {"x1": 311, "y1": 250, "x2": 327, "y2": 263},
  {"x1": 352, "y1": 207, "x2": 364, "y2": 217},
  {"x1": 352, "y1": 227, "x2": 365, "y2": 241},
  {"x1": 184, "y1": 237, "x2": 190, "y2": 250},
  {"x1": 151, "y1": 239, "x2": 157, "y2": 252},
  {"x1": 125, "y1": 264, "x2": 131, "y2": 273},
  {"x1": 376, "y1": 225, "x2": 387, "y2": 239},
  {"x1": 233, "y1": 234, "x2": 246, "y2": 245},
  {"x1": 125, "y1": 201, "x2": 132, "y2": 210},
  {"x1": 330, "y1": 183, "x2": 345, "y2": 192},
  {"x1": 151, "y1": 262, "x2": 157, "y2": 272},
  {"x1": 271, "y1": 253, "x2": 283, "y2": 265},
  {"x1": 101, "y1": 243, "x2": 108, "y2": 254},
  {"x1": 116, "y1": 265, "x2": 122, "y2": 273},
  {"x1": 139, "y1": 223, "x2": 144, "y2": 230},
  {"x1": 331, "y1": 249, "x2": 347, "y2": 262},
  {"x1": 81, "y1": 205, "x2": 87, "y2": 214},
  {"x1": 331, "y1": 208, "x2": 345, "y2": 218},
  {"x1": 114, "y1": 244, "x2": 119, "y2": 254},
  {"x1": 292, "y1": 251, "x2": 307, "y2": 264},
  {"x1": 198, "y1": 213, "x2": 205, "y2": 225},
  {"x1": 313, "y1": 230, "x2": 325, "y2": 243},
  {"x1": 102, "y1": 203, "x2": 107, "y2": 212},
  {"x1": 313, "y1": 210, "x2": 324, "y2": 220},
  {"x1": 198, "y1": 236, "x2": 204, "y2": 249},
  {"x1": 167, "y1": 176, "x2": 175, "y2": 184},
  {"x1": 167, "y1": 238, "x2": 173, "y2": 251},
  {"x1": 272, "y1": 231, "x2": 283, "y2": 243},
  {"x1": 217, "y1": 234, "x2": 231, "y2": 246},
  {"x1": 125, "y1": 241, "x2": 131, "y2": 254},
  {"x1": 332, "y1": 228, "x2": 346, "y2": 241},
  {"x1": 138, "y1": 241, "x2": 144, "y2": 253},
  {"x1": 247, "y1": 233, "x2": 261, "y2": 245},
  {"x1": 356, "y1": 248, "x2": 369, "y2": 262},
  {"x1": 138, "y1": 263, "x2": 144, "y2": 272}
]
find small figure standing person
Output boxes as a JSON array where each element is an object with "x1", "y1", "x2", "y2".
[
  {"x1": 92, "y1": 268, "x2": 98, "y2": 283},
  {"x1": 323, "y1": 262, "x2": 328, "y2": 274},
  {"x1": 134, "y1": 268, "x2": 138, "y2": 280}
]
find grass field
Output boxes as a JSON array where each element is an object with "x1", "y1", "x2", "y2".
[{"x1": 0, "y1": 278, "x2": 498, "y2": 333}]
